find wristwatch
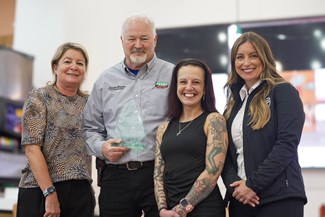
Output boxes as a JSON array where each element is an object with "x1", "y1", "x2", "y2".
[
  {"x1": 179, "y1": 198, "x2": 194, "y2": 213},
  {"x1": 43, "y1": 186, "x2": 56, "y2": 197}
]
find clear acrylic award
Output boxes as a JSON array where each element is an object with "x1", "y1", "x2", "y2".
[{"x1": 115, "y1": 100, "x2": 146, "y2": 151}]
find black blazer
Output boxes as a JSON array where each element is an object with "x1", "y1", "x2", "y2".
[{"x1": 222, "y1": 81, "x2": 307, "y2": 205}]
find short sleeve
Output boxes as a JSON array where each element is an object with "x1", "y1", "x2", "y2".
[{"x1": 21, "y1": 89, "x2": 47, "y2": 146}]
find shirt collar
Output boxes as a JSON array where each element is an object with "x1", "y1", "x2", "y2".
[
  {"x1": 146, "y1": 53, "x2": 157, "y2": 72},
  {"x1": 239, "y1": 80, "x2": 262, "y2": 101}
]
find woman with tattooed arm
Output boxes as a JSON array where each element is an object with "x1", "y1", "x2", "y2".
[{"x1": 154, "y1": 59, "x2": 228, "y2": 217}]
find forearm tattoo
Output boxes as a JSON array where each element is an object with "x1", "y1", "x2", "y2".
[{"x1": 187, "y1": 114, "x2": 227, "y2": 207}]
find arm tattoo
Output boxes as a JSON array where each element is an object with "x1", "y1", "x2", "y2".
[
  {"x1": 207, "y1": 146, "x2": 222, "y2": 174},
  {"x1": 206, "y1": 115, "x2": 227, "y2": 174},
  {"x1": 186, "y1": 113, "x2": 228, "y2": 207},
  {"x1": 154, "y1": 123, "x2": 168, "y2": 210},
  {"x1": 187, "y1": 176, "x2": 215, "y2": 205}
]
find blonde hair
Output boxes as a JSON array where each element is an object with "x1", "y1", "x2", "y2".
[
  {"x1": 224, "y1": 32, "x2": 286, "y2": 130},
  {"x1": 49, "y1": 42, "x2": 89, "y2": 96}
]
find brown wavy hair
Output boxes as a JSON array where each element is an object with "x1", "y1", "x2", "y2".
[{"x1": 224, "y1": 32, "x2": 286, "y2": 130}]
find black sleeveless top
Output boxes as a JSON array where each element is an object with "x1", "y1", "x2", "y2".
[{"x1": 161, "y1": 112, "x2": 225, "y2": 216}]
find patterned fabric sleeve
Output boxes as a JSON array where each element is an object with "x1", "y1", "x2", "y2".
[{"x1": 21, "y1": 89, "x2": 47, "y2": 147}]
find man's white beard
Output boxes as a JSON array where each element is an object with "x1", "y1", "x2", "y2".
[{"x1": 130, "y1": 54, "x2": 147, "y2": 66}]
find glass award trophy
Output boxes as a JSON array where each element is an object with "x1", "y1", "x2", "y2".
[{"x1": 115, "y1": 100, "x2": 146, "y2": 151}]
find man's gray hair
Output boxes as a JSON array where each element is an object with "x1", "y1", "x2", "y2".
[{"x1": 121, "y1": 14, "x2": 157, "y2": 38}]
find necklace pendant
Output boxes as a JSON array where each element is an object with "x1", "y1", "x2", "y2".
[{"x1": 177, "y1": 119, "x2": 194, "y2": 137}]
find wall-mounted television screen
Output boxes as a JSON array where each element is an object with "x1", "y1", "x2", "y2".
[
  {"x1": 156, "y1": 16, "x2": 325, "y2": 168},
  {"x1": 0, "y1": 97, "x2": 26, "y2": 186},
  {"x1": 238, "y1": 17, "x2": 325, "y2": 168},
  {"x1": 4, "y1": 103, "x2": 23, "y2": 135},
  {"x1": 156, "y1": 24, "x2": 230, "y2": 74}
]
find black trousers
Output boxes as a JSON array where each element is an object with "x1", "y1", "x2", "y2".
[
  {"x1": 17, "y1": 180, "x2": 95, "y2": 217},
  {"x1": 229, "y1": 197, "x2": 304, "y2": 217},
  {"x1": 99, "y1": 162, "x2": 158, "y2": 217}
]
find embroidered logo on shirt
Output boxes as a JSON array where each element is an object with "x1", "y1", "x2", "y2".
[
  {"x1": 265, "y1": 97, "x2": 271, "y2": 107},
  {"x1": 155, "y1": 82, "x2": 169, "y2": 89},
  {"x1": 108, "y1": 86, "x2": 126, "y2": 91}
]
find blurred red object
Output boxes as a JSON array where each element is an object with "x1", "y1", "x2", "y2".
[{"x1": 321, "y1": 204, "x2": 325, "y2": 217}]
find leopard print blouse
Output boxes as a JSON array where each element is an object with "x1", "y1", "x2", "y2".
[{"x1": 19, "y1": 85, "x2": 92, "y2": 188}]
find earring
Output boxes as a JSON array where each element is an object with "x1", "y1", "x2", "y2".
[{"x1": 203, "y1": 93, "x2": 205, "y2": 101}]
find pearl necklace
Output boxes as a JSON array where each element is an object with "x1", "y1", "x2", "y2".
[{"x1": 176, "y1": 120, "x2": 194, "y2": 136}]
